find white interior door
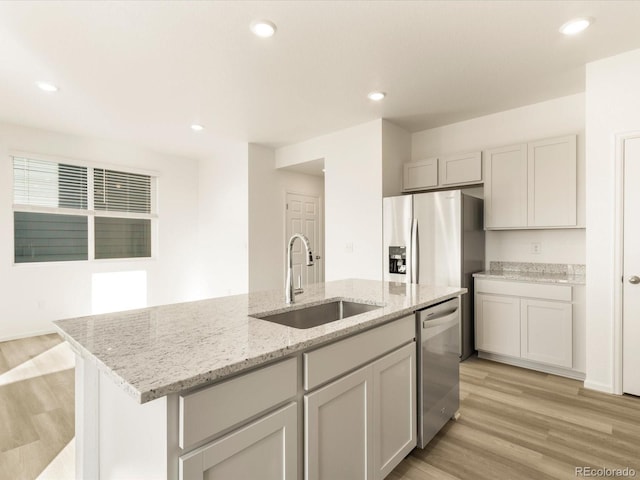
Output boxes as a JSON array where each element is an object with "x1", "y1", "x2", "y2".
[
  {"x1": 286, "y1": 192, "x2": 323, "y2": 288},
  {"x1": 623, "y1": 136, "x2": 640, "y2": 396}
]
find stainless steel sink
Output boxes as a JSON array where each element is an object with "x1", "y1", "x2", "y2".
[{"x1": 253, "y1": 300, "x2": 382, "y2": 329}]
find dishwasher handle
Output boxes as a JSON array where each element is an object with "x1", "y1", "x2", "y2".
[{"x1": 422, "y1": 308, "x2": 459, "y2": 330}]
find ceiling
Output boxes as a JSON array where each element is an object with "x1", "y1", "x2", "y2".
[{"x1": 1, "y1": 1, "x2": 639, "y2": 160}]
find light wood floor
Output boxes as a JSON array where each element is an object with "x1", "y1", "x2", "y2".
[
  {"x1": 0, "y1": 334, "x2": 74, "y2": 480},
  {"x1": 1, "y1": 335, "x2": 639, "y2": 479},
  {"x1": 391, "y1": 357, "x2": 640, "y2": 480}
]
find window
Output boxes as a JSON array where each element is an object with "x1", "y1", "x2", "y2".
[{"x1": 12, "y1": 155, "x2": 156, "y2": 263}]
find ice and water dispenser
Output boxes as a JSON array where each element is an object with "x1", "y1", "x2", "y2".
[{"x1": 388, "y1": 246, "x2": 406, "y2": 274}]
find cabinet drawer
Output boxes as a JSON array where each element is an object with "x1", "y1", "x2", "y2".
[
  {"x1": 304, "y1": 315, "x2": 415, "y2": 391},
  {"x1": 179, "y1": 357, "x2": 297, "y2": 450},
  {"x1": 475, "y1": 278, "x2": 572, "y2": 301}
]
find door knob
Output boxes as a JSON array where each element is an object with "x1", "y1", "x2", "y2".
[
  {"x1": 629, "y1": 276, "x2": 640, "y2": 285},
  {"x1": 315, "y1": 255, "x2": 322, "y2": 260}
]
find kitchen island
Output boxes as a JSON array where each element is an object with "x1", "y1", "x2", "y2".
[{"x1": 55, "y1": 278, "x2": 464, "y2": 480}]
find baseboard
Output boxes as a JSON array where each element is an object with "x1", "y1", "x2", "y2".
[
  {"x1": 477, "y1": 351, "x2": 586, "y2": 381},
  {"x1": 0, "y1": 328, "x2": 58, "y2": 343},
  {"x1": 583, "y1": 378, "x2": 615, "y2": 394}
]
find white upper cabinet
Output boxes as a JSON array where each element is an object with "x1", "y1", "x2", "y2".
[
  {"x1": 527, "y1": 135, "x2": 577, "y2": 228},
  {"x1": 403, "y1": 157, "x2": 438, "y2": 191},
  {"x1": 439, "y1": 151, "x2": 482, "y2": 186},
  {"x1": 403, "y1": 151, "x2": 482, "y2": 192},
  {"x1": 484, "y1": 135, "x2": 577, "y2": 229},
  {"x1": 484, "y1": 144, "x2": 528, "y2": 229}
]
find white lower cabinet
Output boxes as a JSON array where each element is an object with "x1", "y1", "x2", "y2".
[
  {"x1": 304, "y1": 342, "x2": 416, "y2": 480},
  {"x1": 180, "y1": 402, "x2": 297, "y2": 480},
  {"x1": 475, "y1": 294, "x2": 521, "y2": 357},
  {"x1": 475, "y1": 278, "x2": 579, "y2": 375},
  {"x1": 520, "y1": 299, "x2": 572, "y2": 368},
  {"x1": 305, "y1": 365, "x2": 372, "y2": 480},
  {"x1": 372, "y1": 343, "x2": 417, "y2": 480}
]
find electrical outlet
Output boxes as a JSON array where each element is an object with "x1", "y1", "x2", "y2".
[
  {"x1": 345, "y1": 242, "x2": 354, "y2": 253},
  {"x1": 531, "y1": 242, "x2": 542, "y2": 254}
]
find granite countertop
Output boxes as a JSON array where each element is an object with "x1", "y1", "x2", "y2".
[
  {"x1": 473, "y1": 270, "x2": 585, "y2": 285},
  {"x1": 54, "y1": 279, "x2": 464, "y2": 404},
  {"x1": 473, "y1": 261, "x2": 586, "y2": 285}
]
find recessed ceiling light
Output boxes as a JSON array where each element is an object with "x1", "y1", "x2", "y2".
[
  {"x1": 191, "y1": 124, "x2": 204, "y2": 131},
  {"x1": 250, "y1": 20, "x2": 277, "y2": 38},
  {"x1": 36, "y1": 81, "x2": 58, "y2": 92},
  {"x1": 368, "y1": 91, "x2": 386, "y2": 101},
  {"x1": 559, "y1": 17, "x2": 593, "y2": 36}
]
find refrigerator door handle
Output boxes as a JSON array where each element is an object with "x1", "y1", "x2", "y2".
[{"x1": 411, "y1": 218, "x2": 419, "y2": 284}]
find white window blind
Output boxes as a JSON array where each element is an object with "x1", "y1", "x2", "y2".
[
  {"x1": 13, "y1": 155, "x2": 155, "y2": 263},
  {"x1": 94, "y1": 168, "x2": 151, "y2": 214},
  {"x1": 13, "y1": 157, "x2": 88, "y2": 209}
]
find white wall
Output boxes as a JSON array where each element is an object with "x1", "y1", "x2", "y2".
[
  {"x1": 485, "y1": 229, "x2": 586, "y2": 265},
  {"x1": 412, "y1": 93, "x2": 586, "y2": 269},
  {"x1": 382, "y1": 120, "x2": 411, "y2": 197},
  {"x1": 197, "y1": 141, "x2": 249, "y2": 299},
  {"x1": 248, "y1": 144, "x2": 324, "y2": 292},
  {"x1": 585, "y1": 47, "x2": 640, "y2": 393},
  {"x1": 0, "y1": 123, "x2": 201, "y2": 341},
  {"x1": 276, "y1": 120, "x2": 383, "y2": 281}
]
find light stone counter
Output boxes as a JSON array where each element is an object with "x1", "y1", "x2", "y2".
[
  {"x1": 54, "y1": 278, "x2": 463, "y2": 404},
  {"x1": 473, "y1": 261, "x2": 586, "y2": 285}
]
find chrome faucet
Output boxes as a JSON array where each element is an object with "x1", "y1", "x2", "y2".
[{"x1": 285, "y1": 233, "x2": 314, "y2": 304}]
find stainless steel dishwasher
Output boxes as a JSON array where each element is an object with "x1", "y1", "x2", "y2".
[{"x1": 417, "y1": 297, "x2": 460, "y2": 448}]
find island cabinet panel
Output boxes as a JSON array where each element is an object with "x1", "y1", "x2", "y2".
[
  {"x1": 305, "y1": 341, "x2": 416, "y2": 480},
  {"x1": 179, "y1": 402, "x2": 297, "y2": 480},
  {"x1": 305, "y1": 366, "x2": 372, "y2": 480},
  {"x1": 179, "y1": 357, "x2": 297, "y2": 450},
  {"x1": 372, "y1": 343, "x2": 416, "y2": 480},
  {"x1": 303, "y1": 314, "x2": 415, "y2": 390}
]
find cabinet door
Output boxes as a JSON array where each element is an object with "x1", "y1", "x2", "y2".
[
  {"x1": 179, "y1": 403, "x2": 297, "y2": 480},
  {"x1": 305, "y1": 365, "x2": 373, "y2": 480},
  {"x1": 439, "y1": 151, "x2": 482, "y2": 186},
  {"x1": 403, "y1": 158, "x2": 438, "y2": 191},
  {"x1": 372, "y1": 343, "x2": 416, "y2": 480},
  {"x1": 527, "y1": 135, "x2": 577, "y2": 227},
  {"x1": 475, "y1": 293, "x2": 520, "y2": 357},
  {"x1": 483, "y1": 144, "x2": 528, "y2": 228},
  {"x1": 521, "y1": 299, "x2": 573, "y2": 368}
]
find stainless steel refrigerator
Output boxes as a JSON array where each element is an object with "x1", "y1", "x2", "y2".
[{"x1": 383, "y1": 190, "x2": 485, "y2": 360}]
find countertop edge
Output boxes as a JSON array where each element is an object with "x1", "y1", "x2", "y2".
[
  {"x1": 473, "y1": 271, "x2": 586, "y2": 286},
  {"x1": 58, "y1": 288, "x2": 464, "y2": 404}
]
